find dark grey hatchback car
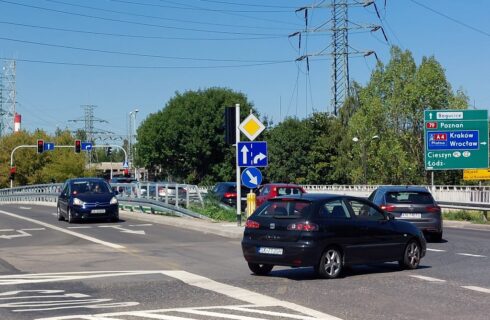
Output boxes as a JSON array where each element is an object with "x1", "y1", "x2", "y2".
[
  {"x1": 368, "y1": 186, "x2": 442, "y2": 241},
  {"x1": 57, "y1": 178, "x2": 119, "y2": 223},
  {"x1": 242, "y1": 194, "x2": 426, "y2": 279}
]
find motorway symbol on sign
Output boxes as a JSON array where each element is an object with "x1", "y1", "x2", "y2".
[
  {"x1": 241, "y1": 167, "x2": 262, "y2": 188},
  {"x1": 44, "y1": 142, "x2": 55, "y2": 151},
  {"x1": 239, "y1": 113, "x2": 265, "y2": 141},
  {"x1": 81, "y1": 142, "x2": 93, "y2": 151},
  {"x1": 424, "y1": 110, "x2": 489, "y2": 170},
  {"x1": 238, "y1": 141, "x2": 268, "y2": 167}
]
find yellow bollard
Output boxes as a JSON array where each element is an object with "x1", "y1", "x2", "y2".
[{"x1": 246, "y1": 191, "x2": 256, "y2": 217}]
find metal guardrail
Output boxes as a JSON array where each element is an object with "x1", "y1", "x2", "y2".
[{"x1": 0, "y1": 182, "x2": 206, "y2": 219}]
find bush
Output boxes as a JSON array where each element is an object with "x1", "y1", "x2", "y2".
[
  {"x1": 190, "y1": 199, "x2": 244, "y2": 222},
  {"x1": 443, "y1": 210, "x2": 488, "y2": 224}
]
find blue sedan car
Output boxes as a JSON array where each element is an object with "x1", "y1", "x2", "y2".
[{"x1": 57, "y1": 178, "x2": 119, "y2": 223}]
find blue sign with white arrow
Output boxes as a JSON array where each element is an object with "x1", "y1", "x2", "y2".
[
  {"x1": 81, "y1": 142, "x2": 93, "y2": 151},
  {"x1": 44, "y1": 142, "x2": 55, "y2": 151},
  {"x1": 241, "y1": 167, "x2": 262, "y2": 189},
  {"x1": 238, "y1": 141, "x2": 268, "y2": 167}
]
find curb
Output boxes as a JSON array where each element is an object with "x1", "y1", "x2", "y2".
[
  {"x1": 443, "y1": 220, "x2": 490, "y2": 231},
  {"x1": 120, "y1": 210, "x2": 244, "y2": 239}
]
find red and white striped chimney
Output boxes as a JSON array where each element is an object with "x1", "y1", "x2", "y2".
[{"x1": 14, "y1": 113, "x2": 21, "y2": 132}]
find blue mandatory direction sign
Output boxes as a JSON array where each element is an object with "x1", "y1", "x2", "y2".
[
  {"x1": 238, "y1": 141, "x2": 268, "y2": 167},
  {"x1": 241, "y1": 167, "x2": 262, "y2": 189},
  {"x1": 44, "y1": 142, "x2": 55, "y2": 151},
  {"x1": 81, "y1": 142, "x2": 93, "y2": 151},
  {"x1": 427, "y1": 130, "x2": 479, "y2": 150}
]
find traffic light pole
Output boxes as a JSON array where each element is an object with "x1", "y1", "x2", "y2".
[{"x1": 9, "y1": 144, "x2": 129, "y2": 188}]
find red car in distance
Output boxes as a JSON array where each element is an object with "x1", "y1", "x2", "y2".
[{"x1": 255, "y1": 183, "x2": 306, "y2": 207}]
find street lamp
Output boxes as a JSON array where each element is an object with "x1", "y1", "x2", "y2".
[
  {"x1": 352, "y1": 134, "x2": 379, "y2": 184},
  {"x1": 129, "y1": 109, "x2": 139, "y2": 180}
]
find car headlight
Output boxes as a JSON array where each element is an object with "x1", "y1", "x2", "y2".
[
  {"x1": 110, "y1": 197, "x2": 118, "y2": 205},
  {"x1": 73, "y1": 198, "x2": 85, "y2": 206}
]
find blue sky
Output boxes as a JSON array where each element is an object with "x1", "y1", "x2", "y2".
[{"x1": 0, "y1": 0, "x2": 489, "y2": 141}]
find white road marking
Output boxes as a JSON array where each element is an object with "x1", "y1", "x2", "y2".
[
  {"x1": 67, "y1": 227, "x2": 92, "y2": 229},
  {"x1": 19, "y1": 207, "x2": 32, "y2": 210},
  {"x1": 0, "y1": 209, "x2": 125, "y2": 250},
  {"x1": 128, "y1": 224, "x2": 152, "y2": 227},
  {"x1": 1, "y1": 271, "x2": 340, "y2": 320},
  {"x1": 409, "y1": 275, "x2": 446, "y2": 282},
  {"x1": 161, "y1": 270, "x2": 342, "y2": 319},
  {"x1": 98, "y1": 225, "x2": 145, "y2": 235},
  {"x1": 456, "y1": 253, "x2": 486, "y2": 258},
  {"x1": 0, "y1": 230, "x2": 32, "y2": 240},
  {"x1": 21, "y1": 228, "x2": 46, "y2": 231},
  {"x1": 426, "y1": 248, "x2": 446, "y2": 252},
  {"x1": 461, "y1": 286, "x2": 490, "y2": 294},
  {"x1": 0, "y1": 229, "x2": 14, "y2": 232}
]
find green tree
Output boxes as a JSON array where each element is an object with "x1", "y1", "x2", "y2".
[{"x1": 136, "y1": 87, "x2": 254, "y2": 184}]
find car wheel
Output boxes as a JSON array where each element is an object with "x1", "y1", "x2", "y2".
[
  {"x1": 57, "y1": 206, "x2": 64, "y2": 221},
  {"x1": 316, "y1": 247, "x2": 343, "y2": 279},
  {"x1": 67, "y1": 208, "x2": 75, "y2": 224},
  {"x1": 399, "y1": 240, "x2": 421, "y2": 269},
  {"x1": 247, "y1": 263, "x2": 273, "y2": 276}
]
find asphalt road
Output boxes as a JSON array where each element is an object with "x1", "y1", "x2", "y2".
[{"x1": 0, "y1": 204, "x2": 489, "y2": 320}]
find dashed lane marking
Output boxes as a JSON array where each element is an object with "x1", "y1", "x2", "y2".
[
  {"x1": 461, "y1": 286, "x2": 490, "y2": 294},
  {"x1": 19, "y1": 207, "x2": 32, "y2": 210},
  {"x1": 409, "y1": 275, "x2": 446, "y2": 282},
  {"x1": 21, "y1": 228, "x2": 46, "y2": 231},
  {"x1": 128, "y1": 224, "x2": 152, "y2": 227},
  {"x1": 426, "y1": 248, "x2": 446, "y2": 252},
  {"x1": 0, "y1": 209, "x2": 125, "y2": 250},
  {"x1": 456, "y1": 253, "x2": 486, "y2": 258}
]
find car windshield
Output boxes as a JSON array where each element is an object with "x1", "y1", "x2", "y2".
[
  {"x1": 276, "y1": 187, "x2": 303, "y2": 196},
  {"x1": 71, "y1": 181, "x2": 110, "y2": 194},
  {"x1": 255, "y1": 199, "x2": 313, "y2": 218},
  {"x1": 386, "y1": 191, "x2": 434, "y2": 204}
]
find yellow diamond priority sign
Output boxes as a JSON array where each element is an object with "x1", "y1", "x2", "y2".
[{"x1": 239, "y1": 113, "x2": 265, "y2": 141}]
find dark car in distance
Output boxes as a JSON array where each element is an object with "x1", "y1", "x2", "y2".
[
  {"x1": 242, "y1": 194, "x2": 426, "y2": 279},
  {"x1": 368, "y1": 186, "x2": 443, "y2": 241},
  {"x1": 207, "y1": 182, "x2": 249, "y2": 210},
  {"x1": 57, "y1": 178, "x2": 119, "y2": 223}
]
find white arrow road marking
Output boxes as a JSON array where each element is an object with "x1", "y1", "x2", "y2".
[
  {"x1": 253, "y1": 152, "x2": 266, "y2": 164},
  {"x1": 245, "y1": 170, "x2": 258, "y2": 185},
  {"x1": 0, "y1": 209, "x2": 125, "y2": 250},
  {"x1": 0, "y1": 229, "x2": 14, "y2": 232},
  {"x1": 21, "y1": 228, "x2": 46, "y2": 231},
  {"x1": 240, "y1": 145, "x2": 249, "y2": 164},
  {"x1": 98, "y1": 226, "x2": 145, "y2": 235},
  {"x1": 0, "y1": 230, "x2": 31, "y2": 240}
]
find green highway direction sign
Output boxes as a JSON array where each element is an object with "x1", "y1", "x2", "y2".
[{"x1": 424, "y1": 109, "x2": 488, "y2": 170}]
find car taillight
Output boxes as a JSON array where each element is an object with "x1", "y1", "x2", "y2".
[
  {"x1": 245, "y1": 220, "x2": 260, "y2": 229},
  {"x1": 426, "y1": 205, "x2": 441, "y2": 213},
  {"x1": 224, "y1": 192, "x2": 237, "y2": 198},
  {"x1": 380, "y1": 205, "x2": 396, "y2": 212},
  {"x1": 287, "y1": 222, "x2": 318, "y2": 231}
]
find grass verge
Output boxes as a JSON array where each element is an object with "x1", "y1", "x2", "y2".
[
  {"x1": 443, "y1": 210, "x2": 489, "y2": 224},
  {"x1": 189, "y1": 200, "x2": 246, "y2": 222}
]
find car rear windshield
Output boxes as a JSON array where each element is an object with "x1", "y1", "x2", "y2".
[
  {"x1": 255, "y1": 199, "x2": 313, "y2": 218},
  {"x1": 276, "y1": 187, "x2": 303, "y2": 196},
  {"x1": 386, "y1": 191, "x2": 434, "y2": 204}
]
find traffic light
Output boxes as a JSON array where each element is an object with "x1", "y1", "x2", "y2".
[
  {"x1": 224, "y1": 106, "x2": 236, "y2": 145},
  {"x1": 9, "y1": 167, "x2": 16, "y2": 181},
  {"x1": 75, "y1": 140, "x2": 81, "y2": 153},
  {"x1": 37, "y1": 139, "x2": 44, "y2": 154},
  {"x1": 106, "y1": 147, "x2": 112, "y2": 157}
]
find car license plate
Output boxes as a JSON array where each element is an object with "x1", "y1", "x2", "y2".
[
  {"x1": 91, "y1": 209, "x2": 106, "y2": 214},
  {"x1": 400, "y1": 213, "x2": 421, "y2": 219},
  {"x1": 258, "y1": 247, "x2": 283, "y2": 255}
]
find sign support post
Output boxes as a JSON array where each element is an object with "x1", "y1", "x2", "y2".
[{"x1": 235, "y1": 103, "x2": 241, "y2": 226}]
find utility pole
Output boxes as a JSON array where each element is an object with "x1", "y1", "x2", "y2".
[
  {"x1": 0, "y1": 60, "x2": 16, "y2": 136},
  {"x1": 291, "y1": 1, "x2": 386, "y2": 116}
]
